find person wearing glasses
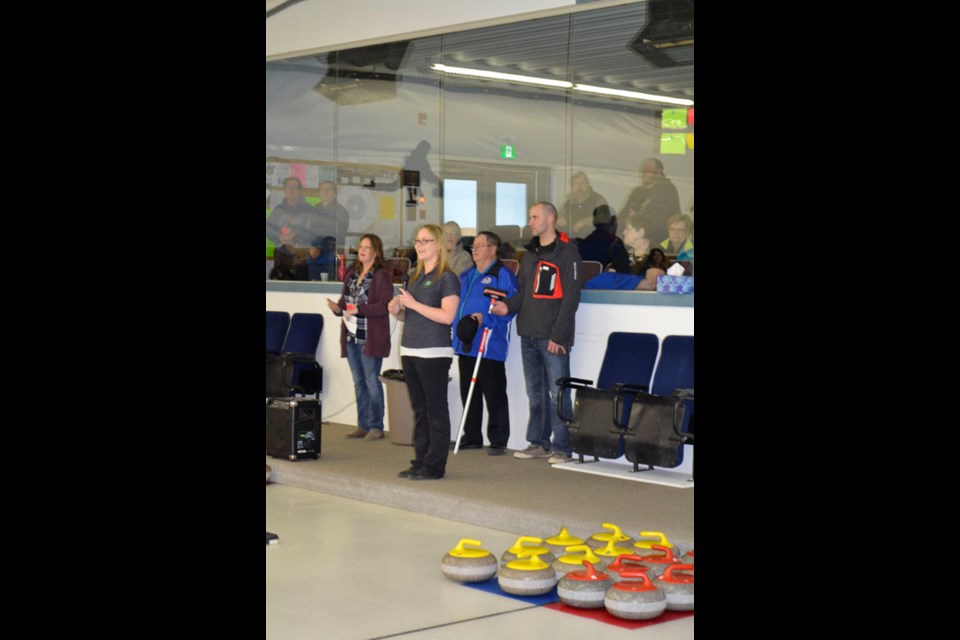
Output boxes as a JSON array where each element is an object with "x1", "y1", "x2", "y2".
[
  {"x1": 660, "y1": 213, "x2": 694, "y2": 260},
  {"x1": 388, "y1": 224, "x2": 461, "y2": 480},
  {"x1": 450, "y1": 231, "x2": 519, "y2": 456}
]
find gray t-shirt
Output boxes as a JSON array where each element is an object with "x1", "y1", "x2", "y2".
[{"x1": 401, "y1": 268, "x2": 460, "y2": 350}]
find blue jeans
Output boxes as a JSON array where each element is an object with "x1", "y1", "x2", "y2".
[
  {"x1": 520, "y1": 335, "x2": 571, "y2": 455},
  {"x1": 345, "y1": 341, "x2": 384, "y2": 432}
]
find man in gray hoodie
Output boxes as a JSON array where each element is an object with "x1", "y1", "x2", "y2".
[{"x1": 491, "y1": 202, "x2": 583, "y2": 463}]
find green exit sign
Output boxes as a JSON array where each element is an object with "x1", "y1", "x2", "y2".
[{"x1": 500, "y1": 145, "x2": 516, "y2": 159}]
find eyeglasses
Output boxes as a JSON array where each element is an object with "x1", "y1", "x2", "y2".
[
  {"x1": 669, "y1": 226, "x2": 688, "y2": 233},
  {"x1": 471, "y1": 244, "x2": 492, "y2": 250},
  {"x1": 414, "y1": 238, "x2": 436, "y2": 246}
]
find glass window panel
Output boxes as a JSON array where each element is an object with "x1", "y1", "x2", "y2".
[
  {"x1": 443, "y1": 179, "x2": 478, "y2": 230},
  {"x1": 495, "y1": 182, "x2": 527, "y2": 226}
]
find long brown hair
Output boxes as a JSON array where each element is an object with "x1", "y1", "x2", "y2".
[
  {"x1": 350, "y1": 234, "x2": 386, "y2": 274},
  {"x1": 411, "y1": 223, "x2": 453, "y2": 280}
]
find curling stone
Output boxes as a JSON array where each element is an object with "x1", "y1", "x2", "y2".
[
  {"x1": 501, "y1": 536, "x2": 555, "y2": 565},
  {"x1": 440, "y1": 539, "x2": 499, "y2": 583},
  {"x1": 586, "y1": 523, "x2": 634, "y2": 550},
  {"x1": 552, "y1": 544, "x2": 609, "y2": 576},
  {"x1": 631, "y1": 530, "x2": 674, "y2": 552},
  {"x1": 681, "y1": 549, "x2": 694, "y2": 565},
  {"x1": 604, "y1": 570, "x2": 666, "y2": 620},
  {"x1": 653, "y1": 563, "x2": 694, "y2": 611},
  {"x1": 637, "y1": 544, "x2": 682, "y2": 576},
  {"x1": 604, "y1": 554, "x2": 657, "y2": 583},
  {"x1": 557, "y1": 561, "x2": 613, "y2": 609},
  {"x1": 592, "y1": 537, "x2": 636, "y2": 564},
  {"x1": 497, "y1": 549, "x2": 558, "y2": 596},
  {"x1": 543, "y1": 527, "x2": 585, "y2": 557}
]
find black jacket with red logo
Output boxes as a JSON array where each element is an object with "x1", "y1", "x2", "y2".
[{"x1": 505, "y1": 233, "x2": 583, "y2": 348}]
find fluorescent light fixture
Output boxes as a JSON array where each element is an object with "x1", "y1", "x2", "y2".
[
  {"x1": 430, "y1": 63, "x2": 692, "y2": 106},
  {"x1": 431, "y1": 63, "x2": 572, "y2": 89},
  {"x1": 574, "y1": 84, "x2": 693, "y2": 106}
]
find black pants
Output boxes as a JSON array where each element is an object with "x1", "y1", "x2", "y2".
[
  {"x1": 402, "y1": 356, "x2": 452, "y2": 476},
  {"x1": 457, "y1": 356, "x2": 510, "y2": 449}
]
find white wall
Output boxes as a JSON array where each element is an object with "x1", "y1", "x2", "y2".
[
  {"x1": 267, "y1": 0, "x2": 604, "y2": 59},
  {"x1": 266, "y1": 288, "x2": 693, "y2": 472}
]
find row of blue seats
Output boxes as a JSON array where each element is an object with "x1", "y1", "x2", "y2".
[
  {"x1": 557, "y1": 332, "x2": 694, "y2": 472},
  {"x1": 266, "y1": 311, "x2": 324, "y2": 398}
]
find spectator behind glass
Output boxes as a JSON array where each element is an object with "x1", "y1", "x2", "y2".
[
  {"x1": 265, "y1": 177, "x2": 319, "y2": 250},
  {"x1": 619, "y1": 158, "x2": 682, "y2": 246},
  {"x1": 307, "y1": 235, "x2": 338, "y2": 281},
  {"x1": 557, "y1": 172, "x2": 608, "y2": 238},
  {"x1": 635, "y1": 247, "x2": 667, "y2": 291},
  {"x1": 661, "y1": 213, "x2": 694, "y2": 260},
  {"x1": 269, "y1": 243, "x2": 308, "y2": 281},
  {"x1": 576, "y1": 205, "x2": 631, "y2": 273},
  {"x1": 621, "y1": 211, "x2": 655, "y2": 264},
  {"x1": 316, "y1": 181, "x2": 350, "y2": 246}
]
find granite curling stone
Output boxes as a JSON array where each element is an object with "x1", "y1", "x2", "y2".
[
  {"x1": 604, "y1": 554, "x2": 657, "y2": 583},
  {"x1": 500, "y1": 535, "x2": 556, "y2": 565},
  {"x1": 497, "y1": 549, "x2": 558, "y2": 596},
  {"x1": 557, "y1": 561, "x2": 613, "y2": 609},
  {"x1": 552, "y1": 544, "x2": 609, "y2": 576},
  {"x1": 586, "y1": 522, "x2": 634, "y2": 550},
  {"x1": 653, "y1": 563, "x2": 694, "y2": 611},
  {"x1": 543, "y1": 527, "x2": 585, "y2": 557},
  {"x1": 441, "y1": 539, "x2": 498, "y2": 582},
  {"x1": 604, "y1": 570, "x2": 667, "y2": 620},
  {"x1": 637, "y1": 544, "x2": 682, "y2": 576},
  {"x1": 631, "y1": 530, "x2": 674, "y2": 553}
]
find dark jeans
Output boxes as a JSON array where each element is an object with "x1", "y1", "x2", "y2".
[
  {"x1": 402, "y1": 356, "x2": 452, "y2": 476},
  {"x1": 520, "y1": 335, "x2": 572, "y2": 455},
  {"x1": 457, "y1": 356, "x2": 510, "y2": 448}
]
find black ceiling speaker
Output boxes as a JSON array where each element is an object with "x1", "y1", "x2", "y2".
[
  {"x1": 628, "y1": 0, "x2": 694, "y2": 68},
  {"x1": 314, "y1": 42, "x2": 412, "y2": 105}
]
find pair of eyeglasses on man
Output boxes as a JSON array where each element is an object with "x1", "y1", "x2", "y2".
[{"x1": 471, "y1": 244, "x2": 492, "y2": 250}]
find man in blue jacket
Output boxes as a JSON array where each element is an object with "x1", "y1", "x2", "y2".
[{"x1": 451, "y1": 231, "x2": 519, "y2": 455}]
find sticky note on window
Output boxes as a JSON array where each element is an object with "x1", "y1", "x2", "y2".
[
  {"x1": 687, "y1": 108, "x2": 694, "y2": 126},
  {"x1": 662, "y1": 109, "x2": 687, "y2": 130},
  {"x1": 660, "y1": 133, "x2": 687, "y2": 155},
  {"x1": 686, "y1": 133, "x2": 694, "y2": 149}
]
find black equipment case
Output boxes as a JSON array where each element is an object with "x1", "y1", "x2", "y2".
[{"x1": 266, "y1": 397, "x2": 321, "y2": 460}]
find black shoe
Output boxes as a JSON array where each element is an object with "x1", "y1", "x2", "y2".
[
  {"x1": 409, "y1": 468, "x2": 443, "y2": 480},
  {"x1": 450, "y1": 440, "x2": 483, "y2": 449},
  {"x1": 397, "y1": 465, "x2": 419, "y2": 478},
  {"x1": 487, "y1": 447, "x2": 506, "y2": 456}
]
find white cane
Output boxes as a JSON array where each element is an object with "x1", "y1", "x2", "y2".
[{"x1": 453, "y1": 286, "x2": 506, "y2": 454}]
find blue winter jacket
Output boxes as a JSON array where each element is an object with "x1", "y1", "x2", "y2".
[{"x1": 452, "y1": 260, "x2": 519, "y2": 361}]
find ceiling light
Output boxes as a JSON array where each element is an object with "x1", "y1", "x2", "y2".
[
  {"x1": 573, "y1": 84, "x2": 693, "y2": 106},
  {"x1": 430, "y1": 63, "x2": 572, "y2": 89}
]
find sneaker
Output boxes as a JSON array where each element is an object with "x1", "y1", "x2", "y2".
[
  {"x1": 364, "y1": 429, "x2": 384, "y2": 440},
  {"x1": 548, "y1": 452, "x2": 574, "y2": 464},
  {"x1": 345, "y1": 428, "x2": 367, "y2": 439},
  {"x1": 513, "y1": 445, "x2": 551, "y2": 459},
  {"x1": 487, "y1": 447, "x2": 506, "y2": 456},
  {"x1": 450, "y1": 440, "x2": 482, "y2": 449}
]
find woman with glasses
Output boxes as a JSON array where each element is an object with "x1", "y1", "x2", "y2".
[
  {"x1": 660, "y1": 213, "x2": 694, "y2": 260},
  {"x1": 388, "y1": 224, "x2": 460, "y2": 480},
  {"x1": 327, "y1": 234, "x2": 394, "y2": 440}
]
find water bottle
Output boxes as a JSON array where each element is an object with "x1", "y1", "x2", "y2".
[{"x1": 336, "y1": 252, "x2": 346, "y2": 281}]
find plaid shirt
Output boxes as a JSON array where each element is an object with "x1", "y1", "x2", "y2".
[{"x1": 344, "y1": 270, "x2": 373, "y2": 345}]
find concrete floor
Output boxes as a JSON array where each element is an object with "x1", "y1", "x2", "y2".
[{"x1": 266, "y1": 484, "x2": 694, "y2": 639}]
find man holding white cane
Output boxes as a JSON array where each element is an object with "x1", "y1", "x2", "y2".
[{"x1": 451, "y1": 231, "x2": 518, "y2": 456}]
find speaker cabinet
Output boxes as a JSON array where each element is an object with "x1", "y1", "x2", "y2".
[{"x1": 266, "y1": 397, "x2": 321, "y2": 460}]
